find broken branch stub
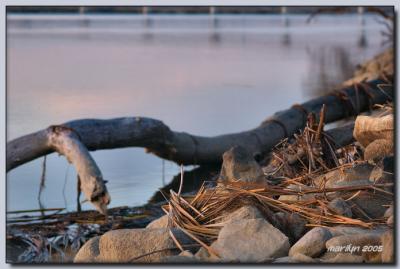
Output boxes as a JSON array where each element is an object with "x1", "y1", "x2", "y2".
[{"x1": 47, "y1": 126, "x2": 110, "y2": 215}]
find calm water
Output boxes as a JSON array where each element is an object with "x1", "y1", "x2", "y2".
[{"x1": 7, "y1": 13, "x2": 388, "y2": 213}]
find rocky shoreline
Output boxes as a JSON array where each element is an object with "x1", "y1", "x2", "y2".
[
  {"x1": 73, "y1": 108, "x2": 394, "y2": 263},
  {"x1": 6, "y1": 48, "x2": 394, "y2": 264},
  {"x1": 73, "y1": 48, "x2": 394, "y2": 263}
]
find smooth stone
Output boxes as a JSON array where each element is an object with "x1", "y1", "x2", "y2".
[
  {"x1": 289, "y1": 227, "x2": 333, "y2": 258},
  {"x1": 74, "y1": 228, "x2": 193, "y2": 263},
  {"x1": 213, "y1": 218, "x2": 290, "y2": 262}
]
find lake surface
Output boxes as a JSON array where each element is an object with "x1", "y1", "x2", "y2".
[{"x1": 6, "y1": 13, "x2": 388, "y2": 213}]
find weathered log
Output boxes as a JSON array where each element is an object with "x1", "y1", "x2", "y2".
[
  {"x1": 7, "y1": 78, "x2": 391, "y2": 172},
  {"x1": 45, "y1": 126, "x2": 110, "y2": 215}
]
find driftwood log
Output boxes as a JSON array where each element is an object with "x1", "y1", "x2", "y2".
[{"x1": 6, "y1": 78, "x2": 392, "y2": 214}]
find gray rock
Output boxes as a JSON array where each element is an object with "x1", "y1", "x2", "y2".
[
  {"x1": 351, "y1": 191, "x2": 391, "y2": 219},
  {"x1": 286, "y1": 213, "x2": 307, "y2": 242},
  {"x1": 273, "y1": 212, "x2": 307, "y2": 243},
  {"x1": 289, "y1": 227, "x2": 333, "y2": 258},
  {"x1": 74, "y1": 228, "x2": 193, "y2": 263},
  {"x1": 325, "y1": 234, "x2": 381, "y2": 256},
  {"x1": 219, "y1": 146, "x2": 265, "y2": 184},
  {"x1": 312, "y1": 163, "x2": 391, "y2": 218},
  {"x1": 74, "y1": 236, "x2": 100, "y2": 263},
  {"x1": 321, "y1": 253, "x2": 364, "y2": 263},
  {"x1": 213, "y1": 218, "x2": 290, "y2": 262},
  {"x1": 146, "y1": 215, "x2": 169, "y2": 229},
  {"x1": 221, "y1": 205, "x2": 263, "y2": 224},
  {"x1": 327, "y1": 198, "x2": 352, "y2": 218},
  {"x1": 381, "y1": 231, "x2": 394, "y2": 263}
]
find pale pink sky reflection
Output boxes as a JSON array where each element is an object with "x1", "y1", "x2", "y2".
[{"x1": 7, "y1": 14, "x2": 386, "y2": 212}]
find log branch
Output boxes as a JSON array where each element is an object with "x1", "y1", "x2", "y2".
[
  {"x1": 47, "y1": 126, "x2": 110, "y2": 215},
  {"x1": 7, "y1": 78, "x2": 392, "y2": 172}
]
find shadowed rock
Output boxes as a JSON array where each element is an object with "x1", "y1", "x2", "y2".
[
  {"x1": 289, "y1": 227, "x2": 333, "y2": 258},
  {"x1": 212, "y1": 218, "x2": 290, "y2": 262},
  {"x1": 219, "y1": 146, "x2": 265, "y2": 184}
]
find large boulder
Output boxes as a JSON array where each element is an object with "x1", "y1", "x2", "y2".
[
  {"x1": 212, "y1": 218, "x2": 290, "y2": 262},
  {"x1": 289, "y1": 227, "x2": 333, "y2": 258},
  {"x1": 219, "y1": 146, "x2": 265, "y2": 184},
  {"x1": 74, "y1": 228, "x2": 193, "y2": 263}
]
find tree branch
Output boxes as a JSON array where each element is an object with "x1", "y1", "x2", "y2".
[{"x1": 7, "y1": 78, "x2": 391, "y2": 172}]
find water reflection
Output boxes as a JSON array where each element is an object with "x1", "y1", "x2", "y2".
[
  {"x1": 358, "y1": 27, "x2": 368, "y2": 48},
  {"x1": 303, "y1": 46, "x2": 362, "y2": 98},
  {"x1": 281, "y1": 17, "x2": 291, "y2": 47},
  {"x1": 7, "y1": 14, "x2": 387, "y2": 213},
  {"x1": 209, "y1": 15, "x2": 221, "y2": 45}
]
